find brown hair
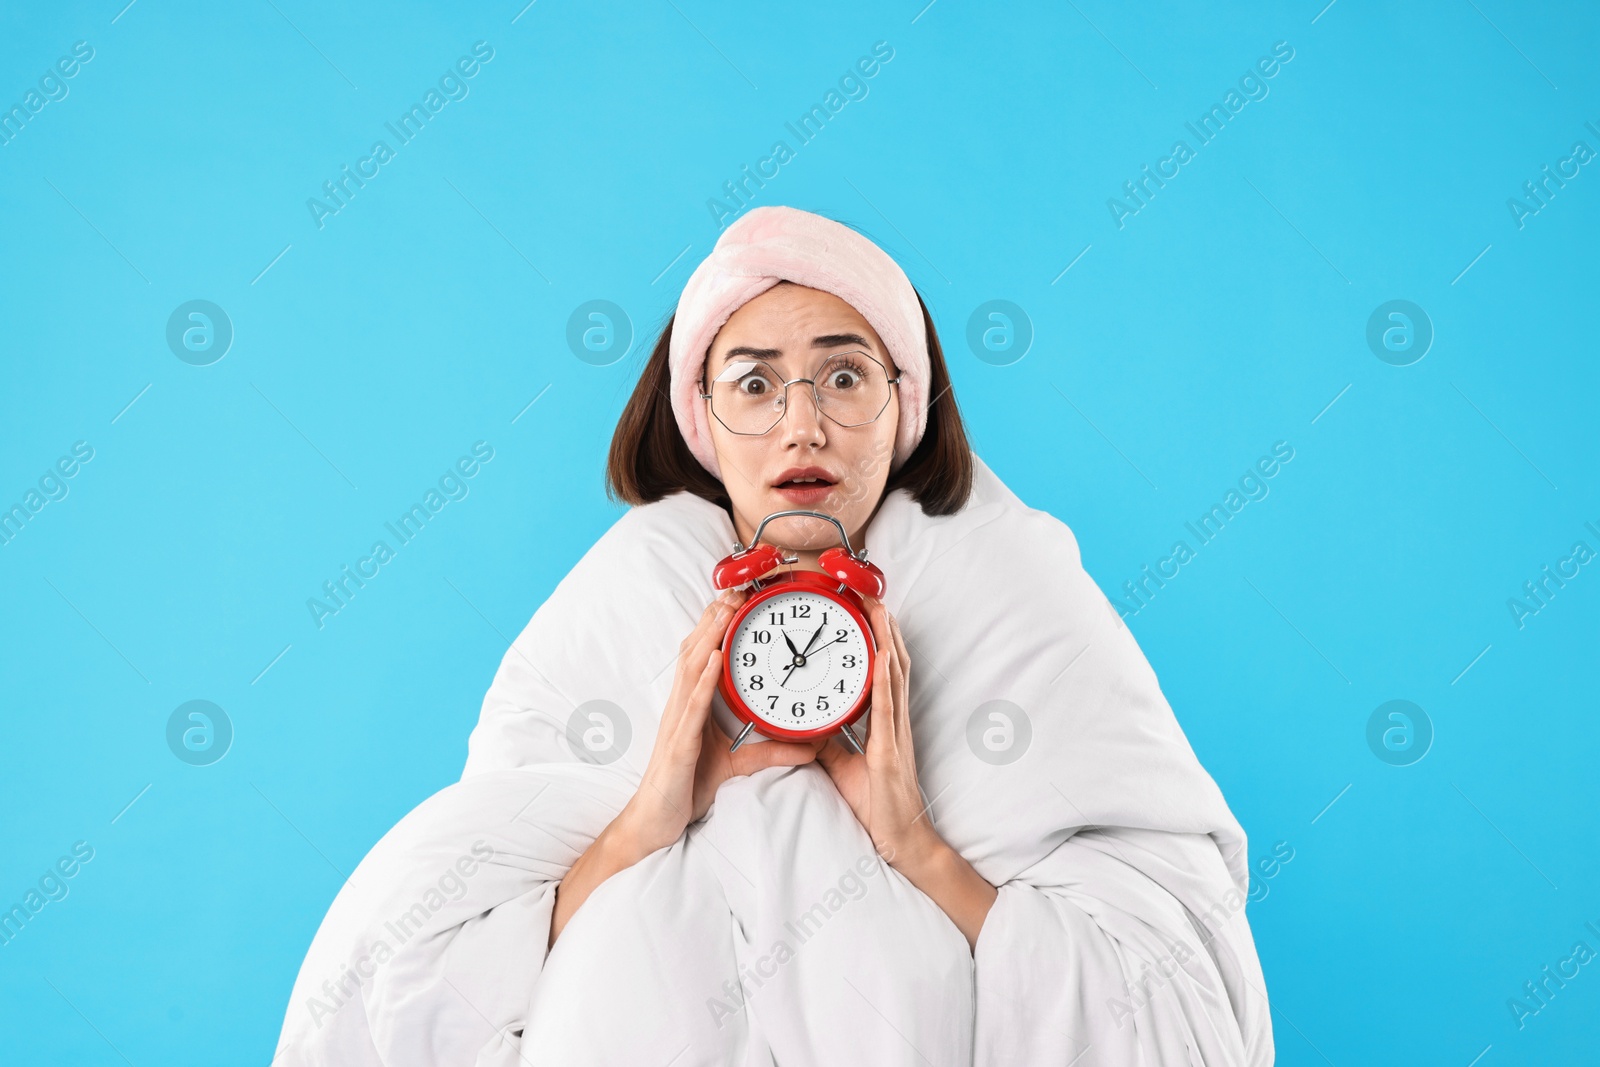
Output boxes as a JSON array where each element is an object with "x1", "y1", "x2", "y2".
[{"x1": 605, "y1": 287, "x2": 974, "y2": 516}]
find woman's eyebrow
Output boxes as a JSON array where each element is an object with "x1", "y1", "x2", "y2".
[{"x1": 719, "y1": 333, "x2": 873, "y2": 363}]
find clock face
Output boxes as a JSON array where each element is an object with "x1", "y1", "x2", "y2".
[{"x1": 726, "y1": 587, "x2": 871, "y2": 732}]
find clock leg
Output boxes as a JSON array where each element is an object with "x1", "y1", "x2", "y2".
[
  {"x1": 837, "y1": 723, "x2": 865, "y2": 754},
  {"x1": 729, "y1": 720, "x2": 756, "y2": 752}
]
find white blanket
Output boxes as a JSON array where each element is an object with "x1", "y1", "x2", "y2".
[{"x1": 273, "y1": 453, "x2": 1274, "y2": 1065}]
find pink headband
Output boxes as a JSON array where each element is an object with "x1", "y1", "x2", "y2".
[{"x1": 668, "y1": 205, "x2": 930, "y2": 482}]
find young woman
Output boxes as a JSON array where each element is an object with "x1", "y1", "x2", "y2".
[
  {"x1": 275, "y1": 204, "x2": 1272, "y2": 1067},
  {"x1": 553, "y1": 274, "x2": 999, "y2": 951}
]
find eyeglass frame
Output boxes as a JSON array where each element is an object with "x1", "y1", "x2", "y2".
[{"x1": 696, "y1": 349, "x2": 902, "y2": 436}]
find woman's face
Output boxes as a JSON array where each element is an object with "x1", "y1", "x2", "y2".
[{"x1": 704, "y1": 282, "x2": 901, "y2": 562}]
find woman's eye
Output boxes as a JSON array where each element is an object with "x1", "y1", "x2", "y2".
[{"x1": 740, "y1": 378, "x2": 767, "y2": 395}]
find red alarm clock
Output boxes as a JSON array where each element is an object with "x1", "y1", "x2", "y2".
[{"x1": 712, "y1": 510, "x2": 886, "y2": 754}]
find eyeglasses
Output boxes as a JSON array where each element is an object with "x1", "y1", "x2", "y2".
[{"x1": 697, "y1": 350, "x2": 900, "y2": 436}]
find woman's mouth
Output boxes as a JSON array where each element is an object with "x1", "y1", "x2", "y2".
[{"x1": 773, "y1": 471, "x2": 836, "y2": 504}]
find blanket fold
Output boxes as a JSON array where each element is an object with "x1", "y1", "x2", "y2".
[{"x1": 273, "y1": 453, "x2": 1273, "y2": 1066}]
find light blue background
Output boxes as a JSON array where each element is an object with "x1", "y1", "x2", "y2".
[{"x1": 2, "y1": 1, "x2": 1597, "y2": 1063}]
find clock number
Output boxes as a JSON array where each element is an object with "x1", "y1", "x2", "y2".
[
  {"x1": 767, "y1": 695, "x2": 779, "y2": 710},
  {"x1": 836, "y1": 628, "x2": 847, "y2": 640},
  {"x1": 834, "y1": 679, "x2": 846, "y2": 693},
  {"x1": 842, "y1": 654, "x2": 856, "y2": 668},
  {"x1": 753, "y1": 630, "x2": 771, "y2": 644},
  {"x1": 750, "y1": 675, "x2": 763, "y2": 690},
  {"x1": 791, "y1": 701, "x2": 805, "y2": 718},
  {"x1": 740, "y1": 652, "x2": 756, "y2": 667},
  {"x1": 793, "y1": 603, "x2": 811, "y2": 618},
  {"x1": 768, "y1": 610, "x2": 785, "y2": 625},
  {"x1": 817, "y1": 695, "x2": 829, "y2": 712}
]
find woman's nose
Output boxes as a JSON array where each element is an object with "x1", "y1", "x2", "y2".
[{"x1": 779, "y1": 383, "x2": 826, "y2": 445}]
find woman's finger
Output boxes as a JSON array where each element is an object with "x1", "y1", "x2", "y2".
[
  {"x1": 679, "y1": 593, "x2": 724, "y2": 660},
  {"x1": 661, "y1": 650, "x2": 720, "y2": 768},
  {"x1": 681, "y1": 647, "x2": 723, "y2": 736},
  {"x1": 880, "y1": 605, "x2": 905, "y2": 710},
  {"x1": 659, "y1": 654, "x2": 711, "y2": 753},
  {"x1": 872, "y1": 601, "x2": 903, "y2": 730},
  {"x1": 863, "y1": 596, "x2": 889, "y2": 666},
  {"x1": 885, "y1": 606, "x2": 910, "y2": 680},
  {"x1": 867, "y1": 600, "x2": 918, "y2": 779},
  {"x1": 684, "y1": 588, "x2": 738, "y2": 647},
  {"x1": 663, "y1": 593, "x2": 740, "y2": 738},
  {"x1": 885, "y1": 609, "x2": 912, "y2": 734},
  {"x1": 865, "y1": 620, "x2": 897, "y2": 768},
  {"x1": 695, "y1": 601, "x2": 731, "y2": 663},
  {"x1": 691, "y1": 593, "x2": 737, "y2": 655},
  {"x1": 679, "y1": 592, "x2": 740, "y2": 684}
]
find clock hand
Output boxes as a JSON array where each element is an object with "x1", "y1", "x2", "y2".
[
  {"x1": 778, "y1": 631, "x2": 807, "y2": 687},
  {"x1": 796, "y1": 613, "x2": 829, "y2": 660},
  {"x1": 783, "y1": 616, "x2": 829, "y2": 687},
  {"x1": 780, "y1": 632, "x2": 849, "y2": 687}
]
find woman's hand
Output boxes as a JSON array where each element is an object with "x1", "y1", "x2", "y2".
[
  {"x1": 816, "y1": 596, "x2": 1000, "y2": 951},
  {"x1": 617, "y1": 586, "x2": 825, "y2": 855},
  {"x1": 815, "y1": 595, "x2": 943, "y2": 866}
]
